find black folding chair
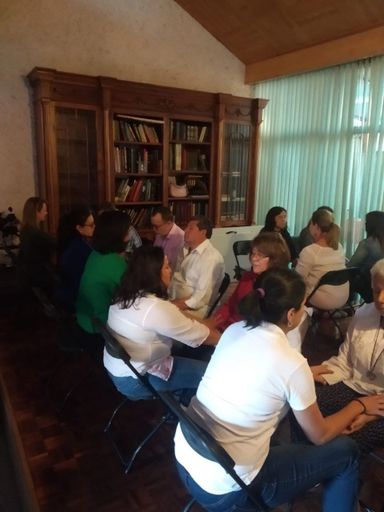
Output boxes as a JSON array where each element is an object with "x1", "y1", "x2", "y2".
[
  {"x1": 94, "y1": 318, "x2": 174, "y2": 474},
  {"x1": 206, "y1": 272, "x2": 231, "y2": 317},
  {"x1": 95, "y1": 319, "x2": 267, "y2": 511},
  {"x1": 306, "y1": 267, "x2": 360, "y2": 339},
  {"x1": 233, "y1": 240, "x2": 252, "y2": 280}
]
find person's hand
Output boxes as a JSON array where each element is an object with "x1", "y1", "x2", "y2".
[
  {"x1": 311, "y1": 364, "x2": 334, "y2": 384},
  {"x1": 342, "y1": 413, "x2": 379, "y2": 434},
  {"x1": 171, "y1": 297, "x2": 190, "y2": 310},
  {"x1": 358, "y1": 394, "x2": 384, "y2": 417}
]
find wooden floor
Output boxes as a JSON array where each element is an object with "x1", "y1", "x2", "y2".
[{"x1": 0, "y1": 266, "x2": 383, "y2": 512}]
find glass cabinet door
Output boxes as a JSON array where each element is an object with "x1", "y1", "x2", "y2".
[
  {"x1": 55, "y1": 107, "x2": 100, "y2": 214},
  {"x1": 220, "y1": 123, "x2": 251, "y2": 224}
]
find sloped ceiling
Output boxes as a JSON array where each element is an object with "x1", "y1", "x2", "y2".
[{"x1": 175, "y1": 0, "x2": 384, "y2": 83}]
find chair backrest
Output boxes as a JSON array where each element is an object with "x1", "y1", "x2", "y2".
[
  {"x1": 233, "y1": 240, "x2": 252, "y2": 262},
  {"x1": 233, "y1": 240, "x2": 252, "y2": 280},
  {"x1": 207, "y1": 272, "x2": 231, "y2": 317},
  {"x1": 159, "y1": 391, "x2": 267, "y2": 511},
  {"x1": 31, "y1": 286, "x2": 66, "y2": 321},
  {"x1": 306, "y1": 267, "x2": 360, "y2": 305},
  {"x1": 94, "y1": 318, "x2": 159, "y2": 395}
]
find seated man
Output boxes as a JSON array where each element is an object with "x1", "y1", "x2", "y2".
[
  {"x1": 311, "y1": 257, "x2": 384, "y2": 454},
  {"x1": 169, "y1": 215, "x2": 224, "y2": 319},
  {"x1": 151, "y1": 206, "x2": 184, "y2": 272}
]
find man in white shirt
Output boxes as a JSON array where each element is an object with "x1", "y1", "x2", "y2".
[
  {"x1": 151, "y1": 206, "x2": 184, "y2": 272},
  {"x1": 169, "y1": 215, "x2": 224, "y2": 319}
]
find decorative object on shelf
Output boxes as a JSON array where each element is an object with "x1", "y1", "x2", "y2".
[
  {"x1": 169, "y1": 183, "x2": 188, "y2": 198},
  {"x1": 188, "y1": 179, "x2": 208, "y2": 197}
]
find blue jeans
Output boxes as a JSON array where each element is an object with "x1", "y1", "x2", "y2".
[
  {"x1": 177, "y1": 436, "x2": 360, "y2": 512},
  {"x1": 108, "y1": 356, "x2": 207, "y2": 404}
]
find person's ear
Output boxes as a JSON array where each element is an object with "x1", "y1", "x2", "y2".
[{"x1": 286, "y1": 307, "x2": 295, "y2": 328}]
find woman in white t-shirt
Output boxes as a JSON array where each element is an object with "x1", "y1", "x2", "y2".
[
  {"x1": 104, "y1": 245, "x2": 220, "y2": 404},
  {"x1": 174, "y1": 268, "x2": 384, "y2": 512},
  {"x1": 296, "y1": 208, "x2": 347, "y2": 309}
]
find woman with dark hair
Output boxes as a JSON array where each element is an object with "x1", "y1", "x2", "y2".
[
  {"x1": 174, "y1": 268, "x2": 384, "y2": 512},
  {"x1": 296, "y1": 208, "x2": 347, "y2": 309},
  {"x1": 76, "y1": 210, "x2": 130, "y2": 335},
  {"x1": 55, "y1": 207, "x2": 95, "y2": 311},
  {"x1": 260, "y1": 206, "x2": 297, "y2": 262},
  {"x1": 104, "y1": 245, "x2": 220, "y2": 402},
  {"x1": 19, "y1": 196, "x2": 56, "y2": 292},
  {"x1": 347, "y1": 210, "x2": 384, "y2": 302}
]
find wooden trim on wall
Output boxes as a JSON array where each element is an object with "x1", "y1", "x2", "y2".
[{"x1": 245, "y1": 26, "x2": 384, "y2": 84}]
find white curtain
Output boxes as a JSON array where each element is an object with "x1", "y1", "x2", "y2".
[{"x1": 253, "y1": 56, "x2": 384, "y2": 256}]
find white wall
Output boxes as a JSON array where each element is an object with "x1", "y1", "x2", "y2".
[
  {"x1": 211, "y1": 225, "x2": 262, "y2": 278},
  {"x1": 0, "y1": 0, "x2": 250, "y2": 218}
]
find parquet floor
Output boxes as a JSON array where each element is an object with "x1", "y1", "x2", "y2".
[{"x1": 0, "y1": 267, "x2": 383, "y2": 512}]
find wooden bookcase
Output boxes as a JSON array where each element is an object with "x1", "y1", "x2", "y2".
[{"x1": 28, "y1": 68, "x2": 268, "y2": 235}]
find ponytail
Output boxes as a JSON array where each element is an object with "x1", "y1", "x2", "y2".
[
  {"x1": 311, "y1": 208, "x2": 339, "y2": 250},
  {"x1": 238, "y1": 268, "x2": 306, "y2": 329}
]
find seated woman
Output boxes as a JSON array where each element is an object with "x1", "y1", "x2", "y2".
[
  {"x1": 104, "y1": 245, "x2": 220, "y2": 403},
  {"x1": 215, "y1": 232, "x2": 290, "y2": 331},
  {"x1": 56, "y1": 207, "x2": 95, "y2": 312},
  {"x1": 312, "y1": 258, "x2": 384, "y2": 454},
  {"x1": 298, "y1": 205, "x2": 334, "y2": 253},
  {"x1": 19, "y1": 196, "x2": 56, "y2": 293},
  {"x1": 296, "y1": 208, "x2": 347, "y2": 309},
  {"x1": 174, "y1": 268, "x2": 384, "y2": 512},
  {"x1": 214, "y1": 232, "x2": 307, "y2": 351},
  {"x1": 97, "y1": 201, "x2": 142, "y2": 254},
  {"x1": 76, "y1": 210, "x2": 130, "y2": 344},
  {"x1": 347, "y1": 210, "x2": 384, "y2": 303},
  {"x1": 260, "y1": 206, "x2": 298, "y2": 262}
]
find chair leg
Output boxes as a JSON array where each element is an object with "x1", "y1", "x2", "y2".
[
  {"x1": 104, "y1": 397, "x2": 130, "y2": 433},
  {"x1": 58, "y1": 366, "x2": 95, "y2": 415},
  {"x1": 105, "y1": 403, "x2": 173, "y2": 474},
  {"x1": 181, "y1": 497, "x2": 196, "y2": 512},
  {"x1": 123, "y1": 412, "x2": 172, "y2": 474}
]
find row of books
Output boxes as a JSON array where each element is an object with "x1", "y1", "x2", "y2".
[
  {"x1": 114, "y1": 119, "x2": 161, "y2": 144},
  {"x1": 114, "y1": 146, "x2": 162, "y2": 173},
  {"x1": 115, "y1": 178, "x2": 159, "y2": 202},
  {"x1": 170, "y1": 144, "x2": 209, "y2": 171},
  {"x1": 170, "y1": 121, "x2": 209, "y2": 143},
  {"x1": 120, "y1": 207, "x2": 153, "y2": 228},
  {"x1": 169, "y1": 199, "x2": 208, "y2": 223}
]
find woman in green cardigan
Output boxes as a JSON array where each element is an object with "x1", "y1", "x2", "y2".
[{"x1": 76, "y1": 210, "x2": 131, "y2": 345}]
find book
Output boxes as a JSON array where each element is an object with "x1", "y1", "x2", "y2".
[{"x1": 199, "y1": 126, "x2": 207, "y2": 142}]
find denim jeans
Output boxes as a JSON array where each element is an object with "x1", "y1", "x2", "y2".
[
  {"x1": 177, "y1": 436, "x2": 360, "y2": 512},
  {"x1": 107, "y1": 356, "x2": 207, "y2": 404}
]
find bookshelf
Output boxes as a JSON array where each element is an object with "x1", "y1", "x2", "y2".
[
  {"x1": 168, "y1": 119, "x2": 212, "y2": 224},
  {"x1": 113, "y1": 114, "x2": 164, "y2": 230},
  {"x1": 28, "y1": 68, "x2": 268, "y2": 234}
]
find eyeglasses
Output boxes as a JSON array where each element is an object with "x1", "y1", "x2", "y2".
[{"x1": 251, "y1": 251, "x2": 268, "y2": 261}]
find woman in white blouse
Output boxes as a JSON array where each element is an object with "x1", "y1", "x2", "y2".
[
  {"x1": 296, "y1": 208, "x2": 347, "y2": 309},
  {"x1": 104, "y1": 245, "x2": 220, "y2": 404}
]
